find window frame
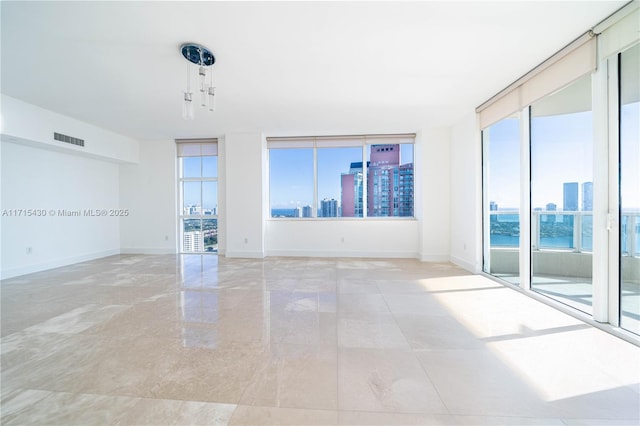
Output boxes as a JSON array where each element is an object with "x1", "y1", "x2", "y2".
[
  {"x1": 267, "y1": 134, "x2": 416, "y2": 220},
  {"x1": 176, "y1": 139, "x2": 219, "y2": 254}
]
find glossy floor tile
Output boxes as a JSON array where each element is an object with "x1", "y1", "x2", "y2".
[{"x1": 1, "y1": 254, "x2": 639, "y2": 425}]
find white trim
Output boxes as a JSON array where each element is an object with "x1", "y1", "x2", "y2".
[
  {"x1": 119, "y1": 248, "x2": 176, "y2": 255},
  {"x1": 449, "y1": 255, "x2": 477, "y2": 274},
  {"x1": 592, "y1": 55, "x2": 612, "y2": 323},
  {"x1": 0, "y1": 249, "x2": 120, "y2": 280},
  {"x1": 481, "y1": 127, "x2": 490, "y2": 274},
  {"x1": 224, "y1": 251, "x2": 265, "y2": 259},
  {"x1": 519, "y1": 107, "x2": 532, "y2": 291},
  {"x1": 265, "y1": 250, "x2": 419, "y2": 259},
  {"x1": 608, "y1": 54, "x2": 622, "y2": 326}
]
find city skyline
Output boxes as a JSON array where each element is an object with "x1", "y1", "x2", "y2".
[
  {"x1": 269, "y1": 144, "x2": 414, "y2": 215},
  {"x1": 486, "y1": 102, "x2": 640, "y2": 210},
  {"x1": 490, "y1": 179, "x2": 594, "y2": 212}
]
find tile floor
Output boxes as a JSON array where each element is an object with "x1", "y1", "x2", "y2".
[{"x1": 1, "y1": 254, "x2": 639, "y2": 425}]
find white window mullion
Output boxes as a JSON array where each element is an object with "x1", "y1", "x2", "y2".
[
  {"x1": 313, "y1": 142, "x2": 318, "y2": 218},
  {"x1": 520, "y1": 106, "x2": 532, "y2": 291},
  {"x1": 607, "y1": 55, "x2": 621, "y2": 325},
  {"x1": 362, "y1": 143, "x2": 368, "y2": 218},
  {"x1": 481, "y1": 129, "x2": 491, "y2": 274}
]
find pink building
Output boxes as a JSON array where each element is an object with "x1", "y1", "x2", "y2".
[{"x1": 341, "y1": 144, "x2": 413, "y2": 217}]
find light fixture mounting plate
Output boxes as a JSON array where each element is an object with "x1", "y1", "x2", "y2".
[{"x1": 181, "y1": 43, "x2": 215, "y2": 66}]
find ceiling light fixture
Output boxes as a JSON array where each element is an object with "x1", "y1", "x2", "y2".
[{"x1": 180, "y1": 43, "x2": 216, "y2": 120}]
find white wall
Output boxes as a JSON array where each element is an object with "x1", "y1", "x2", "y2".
[
  {"x1": 417, "y1": 127, "x2": 451, "y2": 261},
  {"x1": 263, "y1": 128, "x2": 450, "y2": 260},
  {"x1": 223, "y1": 133, "x2": 265, "y2": 257},
  {"x1": 265, "y1": 220, "x2": 418, "y2": 258},
  {"x1": 1, "y1": 141, "x2": 121, "y2": 278},
  {"x1": 449, "y1": 111, "x2": 482, "y2": 272},
  {"x1": 1, "y1": 94, "x2": 139, "y2": 164},
  {"x1": 0, "y1": 96, "x2": 464, "y2": 271},
  {"x1": 119, "y1": 139, "x2": 176, "y2": 254},
  {"x1": 0, "y1": 96, "x2": 140, "y2": 279}
]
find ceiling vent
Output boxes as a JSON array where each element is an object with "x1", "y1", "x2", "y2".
[{"x1": 54, "y1": 132, "x2": 84, "y2": 147}]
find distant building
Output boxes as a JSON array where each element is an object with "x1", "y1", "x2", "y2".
[
  {"x1": 489, "y1": 201, "x2": 498, "y2": 211},
  {"x1": 320, "y1": 199, "x2": 338, "y2": 217},
  {"x1": 341, "y1": 162, "x2": 366, "y2": 217},
  {"x1": 302, "y1": 205, "x2": 313, "y2": 218},
  {"x1": 184, "y1": 205, "x2": 203, "y2": 215},
  {"x1": 294, "y1": 206, "x2": 302, "y2": 217},
  {"x1": 341, "y1": 145, "x2": 414, "y2": 218},
  {"x1": 544, "y1": 203, "x2": 557, "y2": 223},
  {"x1": 582, "y1": 182, "x2": 593, "y2": 211},
  {"x1": 183, "y1": 231, "x2": 203, "y2": 252},
  {"x1": 563, "y1": 182, "x2": 579, "y2": 211}
]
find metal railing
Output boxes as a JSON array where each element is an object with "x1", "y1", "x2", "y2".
[{"x1": 489, "y1": 210, "x2": 640, "y2": 257}]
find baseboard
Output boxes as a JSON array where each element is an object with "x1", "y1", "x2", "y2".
[
  {"x1": 1, "y1": 249, "x2": 120, "y2": 280},
  {"x1": 224, "y1": 251, "x2": 265, "y2": 259},
  {"x1": 449, "y1": 254, "x2": 478, "y2": 273},
  {"x1": 264, "y1": 250, "x2": 418, "y2": 259},
  {"x1": 119, "y1": 248, "x2": 176, "y2": 255}
]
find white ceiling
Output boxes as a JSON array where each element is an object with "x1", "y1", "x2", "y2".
[{"x1": 0, "y1": 1, "x2": 627, "y2": 141}]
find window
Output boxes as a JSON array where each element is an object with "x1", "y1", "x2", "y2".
[
  {"x1": 268, "y1": 134, "x2": 415, "y2": 219},
  {"x1": 269, "y1": 147, "x2": 314, "y2": 218},
  {"x1": 619, "y1": 43, "x2": 639, "y2": 335},
  {"x1": 366, "y1": 143, "x2": 414, "y2": 217},
  {"x1": 177, "y1": 140, "x2": 218, "y2": 253},
  {"x1": 318, "y1": 146, "x2": 362, "y2": 217},
  {"x1": 482, "y1": 115, "x2": 520, "y2": 285},
  {"x1": 477, "y1": 2, "x2": 640, "y2": 341},
  {"x1": 530, "y1": 74, "x2": 593, "y2": 314}
]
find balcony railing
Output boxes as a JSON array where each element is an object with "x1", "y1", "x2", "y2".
[{"x1": 489, "y1": 210, "x2": 640, "y2": 257}]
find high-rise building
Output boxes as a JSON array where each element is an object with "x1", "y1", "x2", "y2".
[
  {"x1": 302, "y1": 205, "x2": 313, "y2": 218},
  {"x1": 563, "y1": 182, "x2": 579, "y2": 211},
  {"x1": 544, "y1": 203, "x2": 557, "y2": 224},
  {"x1": 294, "y1": 206, "x2": 302, "y2": 217},
  {"x1": 341, "y1": 162, "x2": 366, "y2": 217},
  {"x1": 320, "y1": 198, "x2": 338, "y2": 217},
  {"x1": 183, "y1": 231, "x2": 203, "y2": 252},
  {"x1": 582, "y1": 181, "x2": 593, "y2": 211},
  {"x1": 366, "y1": 144, "x2": 414, "y2": 217},
  {"x1": 489, "y1": 201, "x2": 498, "y2": 211}
]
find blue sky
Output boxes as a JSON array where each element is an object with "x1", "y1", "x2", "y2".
[
  {"x1": 179, "y1": 101, "x2": 638, "y2": 214},
  {"x1": 182, "y1": 157, "x2": 218, "y2": 211},
  {"x1": 269, "y1": 144, "x2": 414, "y2": 210},
  {"x1": 487, "y1": 101, "x2": 639, "y2": 211}
]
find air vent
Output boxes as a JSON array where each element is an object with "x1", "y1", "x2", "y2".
[{"x1": 54, "y1": 132, "x2": 84, "y2": 147}]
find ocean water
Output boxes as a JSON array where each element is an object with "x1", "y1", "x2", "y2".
[{"x1": 271, "y1": 209, "x2": 297, "y2": 217}]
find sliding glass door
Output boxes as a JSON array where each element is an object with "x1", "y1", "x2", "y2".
[
  {"x1": 619, "y1": 44, "x2": 640, "y2": 335},
  {"x1": 530, "y1": 74, "x2": 594, "y2": 314},
  {"x1": 482, "y1": 116, "x2": 520, "y2": 285},
  {"x1": 479, "y1": 4, "x2": 639, "y2": 339}
]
